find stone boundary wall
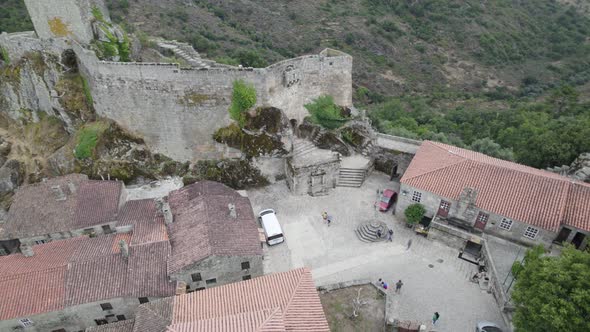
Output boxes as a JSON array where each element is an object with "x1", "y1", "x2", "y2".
[
  {"x1": 376, "y1": 133, "x2": 422, "y2": 147},
  {"x1": 317, "y1": 279, "x2": 392, "y2": 329}
]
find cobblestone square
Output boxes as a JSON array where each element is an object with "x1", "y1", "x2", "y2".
[{"x1": 248, "y1": 173, "x2": 507, "y2": 332}]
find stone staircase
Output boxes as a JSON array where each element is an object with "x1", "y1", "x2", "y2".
[
  {"x1": 156, "y1": 40, "x2": 209, "y2": 68},
  {"x1": 355, "y1": 221, "x2": 389, "y2": 243},
  {"x1": 292, "y1": 139, "x2": 317, "y2": 157},
  {"x1": 337, "y1": 167, "x2": 366, "y2": 187}
]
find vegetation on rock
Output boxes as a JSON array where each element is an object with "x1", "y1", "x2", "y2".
[
  {"x1": 0, "y1": 47, "x2": 9, "y2": 65},
  {"x1": 74, "y1": 122, "x2": 108, "y2": 159},
  {"x1": 229, "y1": 79, "x2": 257, "y2": 127},
  {"x1": 305, "y1": 96, "x2": 349, "y2": 130},
  {"x1": 404, "y1": 203, "x2": 425, "y2": 226},
  {"x1": 511, "y1": 245, "x2": 590, "y2": 332},
  {"x1": 0, "y1": 0, "x2": 33, "y2": 33}
]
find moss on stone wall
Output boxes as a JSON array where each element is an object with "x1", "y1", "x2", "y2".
[
  {"x1": 47, "y1": 17, "x2": 71, "y2": 37},
  {"x1": 0, "y1": 46, "x2": 9, "y2": 65},
  {"x1": 213, "y1": 123, "x2": 286, "y2": 158},
  {"x1": 55, "y1": 74, "x2": 95, "y2": 122},
  {"x1": 74, "y1": 122, "x2": 109, "y2": 159},
  {"x1": 178, "y1": 91, "x2": 209, "y2": 106},
  {"x1": 0, "y1": 64, "x2": 21, "y2": 86}
]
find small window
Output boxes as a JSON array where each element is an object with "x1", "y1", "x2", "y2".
[
  {"x1": 19, "y1": 318, "x2": 34, "y2": 327},
  {"x1": 196, "y1": 287, "x2": 206, "y2": 291},
  {"x1": 138, "y1": 297, "x2": 149, "y2": 304},
  {"x1": 242, "y1": 275, "x2": 251, "y2": 281},
  {"x1": 206, "y1": 278, "x2": 217, "y2": 285},
  {"x1": 241, "y1": 261, "x2": 250, "y2": 270},
  {"x1": 116, "y1": 315, "x2": 126, "y2": 321},
  {"x1": 95, "y1": 319, "x2": 108, "y2": 325},
  {"x1": 499, "y1": 218, "x2": 513, "y2": 231},
  {"x1": 100, "y1": 302, "x2": 113, "y2": 311},
  {"x1": 34, "y1": 240, "x2": 47, "y2": 245},
  {"x1": 411, "y1": 191, "x2": 422, "y2": 203},
  {"x1": 191, "y1": 273, "x2": 202, "y2": 282},
  {"x1": 523, "y1": 226, "x2": 539, "y2": 240},
  {"x1": 102, "y1": 225, "x2": 113, "y2": 234},
  {"x1": 186, "y1": 284, "x2": 191, "y2": 291}
]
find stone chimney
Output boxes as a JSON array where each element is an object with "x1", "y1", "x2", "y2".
[
  {"x1": 156, "y1": 198, "x2": 174, "y2": 225},
  {"x1": 453, "y1": 187, "x2": 478, "y2": 221},
  {"x1": 176, "y1": 281, "x2": 187, "y2": 295},
  {"x1": 20, "y1": 243, "x2": 34, "y2": 257},
  {"x1": 51, "y1": 185, "x2": 66, "y2": 201},
  {"x1": 67, "y1": 180, "x2": 77, "y2": 194},
  {"x1": 118, "y1": 239, "x2": 129, "y2": 259},
  {"x1": 228, "y1": 203, "x2": 237, "y2": 219}
]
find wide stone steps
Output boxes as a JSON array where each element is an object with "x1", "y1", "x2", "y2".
[
  {"x1": 355, "y1": 222, "x2": 389, "y2": 243},
  {"x1": 337, "y1": 167, "x2": 366, "y2": 187}
]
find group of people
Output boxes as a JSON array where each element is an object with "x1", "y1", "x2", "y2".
[
  {"x1": 376, "y1": 228, "x2": 394, "y2": 242},
  {"x1": 377, "y1": 278, "x2": 404, "y2": 293}
]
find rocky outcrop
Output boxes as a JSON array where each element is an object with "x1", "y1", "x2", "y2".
[
  {"x1": 548, "y1": 153, "x2": 590, "y2": 183},
  {"x1": 0, "y1": 160, "x2": 22, "y2": 197}
]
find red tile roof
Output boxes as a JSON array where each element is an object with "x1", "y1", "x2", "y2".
[
  {"x1": 167, "y1": 181, "x2": 262, "y2": 275},
  {"x1": 132, "y1": 297, "x2": 174, "y2": 332},
  {"x1": 168, "y1": 268, "x2": 329, "y2": 332},
  {"x1": 401, "y1": 141, "x2": 590, "y2": 232},
  {"x1": 118, "y1": 199, "x2": 168, "y2": 246},
  {"x1": 1, "y1": 174, "x2": 123, "y2": 240},
  {"x1": 128, "y1": 241, "x2": 175, "y2": 297}
]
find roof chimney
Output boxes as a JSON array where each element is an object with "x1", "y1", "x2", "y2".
[
  {"x1": 228, "y1": 203, "x2": 237, "y2": 219},
  {"x1": 67, "y1": 180, "x2": 77, "y2": 194},
  {"x1": 21, "y1": 243, "x2": 34, "y2": 257},
  {"x1": 176, "y1": 281, "x2": 187, "y2": 295},
  {"x1": 51, "y1": 185, "x2": 66, "y2": 201},
  {"x1": 156, "y1": 198, "x2": 174, "y2": 224},
  {"x1": 119, "y1": 239, "x2": 129, "y2": 259}
]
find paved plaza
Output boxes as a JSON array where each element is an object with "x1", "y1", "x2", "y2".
[{"x1": 248, "y1": 173, "x2": 507, "y2": 332}]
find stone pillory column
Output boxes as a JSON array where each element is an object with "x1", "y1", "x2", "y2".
[{"x1": 24, "y1": 0, "x2": 111, "y2": 44}]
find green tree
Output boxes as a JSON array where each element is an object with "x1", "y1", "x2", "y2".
[
  {"x1": 404, "y1": 203, "x2": 425, "y2": 226},
  {"x1": 235, "y1": 49, "x2": 268, "y2": 68},
  {"x1": 229, "y1": 80, "x2": 256, "y2": 127},
  {"x1": 469, "y1": 137, "x2": 515, "y2": 161},
  {"x1": 511, "y1": 245, "x2": 590, "y2": 332},
  {"x1": 304, "y1": 95, "x2": 348, "y2": 129}
]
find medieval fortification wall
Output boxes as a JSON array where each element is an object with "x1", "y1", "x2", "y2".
[{"x1": 3, "y1": 0, "x2": 353, "y2": 161}]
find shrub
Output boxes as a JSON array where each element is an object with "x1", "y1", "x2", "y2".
[
  {"x1": 404, "y1": 203, "x2": 426, "y2": 226},
  {"x1": 0, "y1": 46, "x2": 9, "y2": 64},
  {"x1": 81, "y1": 76, "x2": 93, "y2": 107},
  {"x1": 235, "y1": 49, "x2": 267, "y2": 68},
  {"x1": 229, "y1": 80, "x2": 257, "y2": 127},
  {"x1": 305, "y1": 95, "x2": 348, "y2": 130},
  {"x1": 74, "y1": 122, "x2": 107, "y2": 159}
]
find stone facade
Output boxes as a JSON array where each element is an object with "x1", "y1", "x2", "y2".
[
  {"x1": 396, "y1": 183, "x2": 568, "y2": 248},
  {"x1": 286, "y1": 151, "x2": 340, "y2": 196},
  {"x1": 24, "y1": 0, "x2": 110, "y2": 44},
  {"x1": 0, "y1": 296, "x2": 158, "y2": 332},
  {"x1": 169, "y1": 255, "x2": 263, "y2": 292}
]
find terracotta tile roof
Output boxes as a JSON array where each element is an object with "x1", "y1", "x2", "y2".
[
  {"x1": 128, "y1": 241, "x2": 176, "y2": 297},
  {"x1": 167, "y1": 181, "x2": 262, "y2": 275},
  {"x1": 169, "y1": 268, "x2": 329, "y2": 332},
  {"x1": 86, "y1": 319, "x2": 135, "y2": 332},
  {"x1": 118, "y1": 199, "x2": 169, "y2": 246},
  {"x1": 132, "y1": 297, "x2": 174, "y2": 332},
  {"x1": 0, "y1": 267, "x2": 66, "y2": 320},
  {"x1": 1, "y1": 174, "x2": 123, "y2": 240},
  {"x1": 74, "y1": 180, "x2": 123, "y2": 228},
  {"x1": 401, "y1": 141, "x2": 590, "y2": 232}
]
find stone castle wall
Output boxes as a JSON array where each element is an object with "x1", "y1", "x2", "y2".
[
  {"x1": 24, "y1": 0, "x2": 110, "y2": 44},
  {"x1": 73, "y1": 43, "x2": 353, "y2": 161}
]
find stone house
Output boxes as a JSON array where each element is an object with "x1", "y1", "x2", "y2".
[
  {"x1": 0, "y1": 174, "x2": 126, "y2": 256},
  {"x1": 0, "y1": 181, "x2": 265, "y2": 331},
  {"x1": 167, "y1": 181, "x2": 263, "y2": 292},
  {"x1": 397, "y1": 141, "x2": 590, "y2": 249},
  {"x1": 286, "y1": 145, "x2": 341, "y2": 196},
  {"x1": 92, "y1": 268, "x2": 329, "y2": 332}
]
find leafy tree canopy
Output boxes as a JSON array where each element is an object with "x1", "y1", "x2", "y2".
[
  {"x1": 229, "y1": 80, "x2": 257, "y2": 127},
  {"x1": 511, "y1": 245, "x2": 590, "y2": 332},
  {"x1": 404, "y1": 203, "x2": 425, "y2": 225},
  {"x1": 305, "y1": 95, "x2": 348, "y2": 130}
]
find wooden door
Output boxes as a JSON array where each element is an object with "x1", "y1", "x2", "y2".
[
  {"x1": 438, "y1": 200, "x2": 451, "y2": 218},
  {"x1": 474, "y1": 212, "x2": 489, "y2": 230}
]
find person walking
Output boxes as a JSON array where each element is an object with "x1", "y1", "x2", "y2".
[
  {"x1": 406, "y1": 238, "x2": 413, "y2": 251},
  {"x1": 321, "y1": 211, "x2": 328, "y2": 221},
  {"x1": 377, "y1": 229, "x2": 382, "y2": 238},
  {"x1": 395, "y1": 280, "x2": 403, "y2": 293},
  {"x1": 387, "y1": 229, "x2": 394, "y2": 242},
  {"x1": 327, "y1": 215, "x2": 332, "y2": 226},
  {"x1": 432, "y1": 312, "x2": 440, "y2": 325},
  {"x1": 382, "y1": 281, "x2": 388, "y2": 290}
]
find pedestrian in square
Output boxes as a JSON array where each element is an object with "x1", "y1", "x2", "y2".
[
  {"x1": 382, "y1": 281, "x2": 388, "y2": 290},
  {"x1": 395, "y1": 280, "x2": 403, "y2": 293},
  {"x1": 321, "y1": 211, "x2": 328, "y2": 221},
  {"x1": 377, "y1": 229, "x2": 382, "y2": 238},
  {"x1": 432, "y1": 312, "x2": 440, "y2": 325},
  {"x1": 388, "y1": 229, "x2": 393, "y2": 242},
  {"x1": 406, "y1": 238, "x2": 413, "y2": 250},
  {"x1": 327, "y1": 215, "x2": 332, "y2": 226}
]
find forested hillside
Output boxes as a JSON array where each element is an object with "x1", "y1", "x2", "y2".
[{"x1": 2, "y1": 0, "x2": 589, "y2": 168}]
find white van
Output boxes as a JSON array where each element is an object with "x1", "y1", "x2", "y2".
[{"x1": 259, "y1": 209, "x2": 284, "y2": 245}]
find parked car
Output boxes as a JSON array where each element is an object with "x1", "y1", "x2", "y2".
[
  {"x1": 258, "y1": 209, "x2": 285, "y2": 245},
  {"x1": 476, "y1": 321, "x2": 503, "y2": 332},
  {"x1": 378, "y1": 189, "x2": 398, "y2": 212}
]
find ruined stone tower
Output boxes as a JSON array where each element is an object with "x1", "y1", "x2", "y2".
[{"x1": 24, "y1": 0, "x2": 111, "y2": 44}]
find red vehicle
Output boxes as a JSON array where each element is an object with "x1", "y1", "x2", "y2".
[{"x1": 378, "y1": 189, "x2": 398, "y2": 212}]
